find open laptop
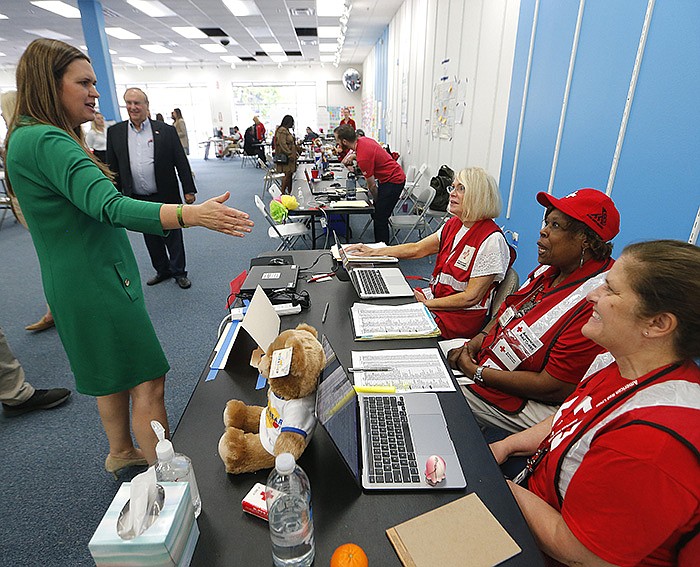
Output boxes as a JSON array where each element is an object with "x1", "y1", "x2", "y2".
[
  {"x1": 315, "y1": 336, "x2": 466, "y2": 490},
  {"x1": 239, "y1": 264, "x2": 298, "y2": 296},
  {"x1": 333, "y1": 232, "x2": 413, "y2": 299}
]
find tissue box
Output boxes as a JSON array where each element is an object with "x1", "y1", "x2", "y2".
[{"x1": 89, "y1": 482, "x2": 199, "y2": 567}]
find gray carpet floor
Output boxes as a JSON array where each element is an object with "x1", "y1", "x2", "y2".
[{"x1": 0, "y1": 156, "x2": 434, "y2": 566}]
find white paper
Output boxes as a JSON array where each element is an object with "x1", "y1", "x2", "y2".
[
  {"x1": 240, "y1": 286, "x2": 281, "y2": 351},
  {"x1": 351, "y1": 348, "x2": 455, "y2": 392},
  {"x1": 351, "y1": 303, "x2": 439, "y2": 340}
]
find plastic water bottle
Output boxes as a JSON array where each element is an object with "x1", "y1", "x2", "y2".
[
  {"x1": 151, "y1": 420, "x2": 201, "y2": 518},
  {"x1": 296, "y1": 188, "x2": 306, "y2": 208},
  {"x1": 346, "y1": 172, "x2": 357, "y2": 200},
  {"x1": 266, "y1": 453, "x2": 315, "y2": 567}
]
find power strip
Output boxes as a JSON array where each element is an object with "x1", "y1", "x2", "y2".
[{"x1": 230, "y1": 303, "x2": 301, "y2": 320}]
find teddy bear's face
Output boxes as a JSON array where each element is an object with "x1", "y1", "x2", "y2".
[{"x1": 258, "y1": 324, "x2": 326, "y2": 401}]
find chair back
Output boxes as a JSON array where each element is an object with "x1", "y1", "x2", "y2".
[
  {"x1": 268, "y1": 186, "x2": 282, "y2": 200},
  {"x1": 405, "y1": 165, "x2": 417, "y2": 183},
  {"x1": 413, "y1": 184, "x2": 436, "y2": 209},
  {"x1": 489, "y1": 267, "x2": 520, "y2": 320},
  {"x1": 254, "y1": 195, "x2": 267, "y2": 217}
]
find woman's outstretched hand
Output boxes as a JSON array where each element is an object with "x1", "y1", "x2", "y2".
[{"x1": 195, "y1": 192, "x2": 254, "y2": 237}]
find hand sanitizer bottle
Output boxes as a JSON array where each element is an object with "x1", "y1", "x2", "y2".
[{"x1": 151, "y1": 420, "x2": 201, "y2": 518}]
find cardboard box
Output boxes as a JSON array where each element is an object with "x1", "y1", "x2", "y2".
[{"x1": 89, "y1": 482, "x2": 199, "y2": 567}]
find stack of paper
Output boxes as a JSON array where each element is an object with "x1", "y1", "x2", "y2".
[{"x1": 350, "y1": 302, "x2": 440, "y2": 340}]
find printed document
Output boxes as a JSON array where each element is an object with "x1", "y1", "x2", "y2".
[{"x1": 351, "y1": 303, "x2": 440, "y2": 340}]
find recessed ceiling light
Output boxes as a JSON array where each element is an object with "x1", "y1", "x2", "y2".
[
  {"x1": 316, "y1": 0, "x2": 345, "y2": 17},
  {"x1": 317, "y1": 26, "x2": 341, "y2": 38},
  {"x1": 320, "y1": 54, "x2": 335, "y2": 62},
  {"x1": 290, "y1": 7, "x2": 314, "y2": 16},
  {"x1": 319, "y1": 44, "x2": 336, "y2": 53},
  {"x1": 31, "y1": 1, "x2": 81, "y2": 18},
  {"x1": 259, "y1": 43, "x2": 283, "y2": 53},
  {"x1": 119, "y1": 57, "x2": 145, "y2": 65},
  {"x1": 25, "y1": 29, "x2": 73, "y2": 40},
  {"x1": 0, "y1": 52, "x2": 6, "y2": 57},
  {"x1": 140, "y1": 44, "x2": 173, "y2": 54},
  {"x1": 106, "y1": 28, "x2": 141, "y2": 40},
  {"x1": 200, "y1": 43, "x2": 228, "y2": 53},
  {"x1": 127, "y1": 0, "x2": 176, "y2": 18},
  {"x1": 0, "y1": 13, "x2": 8, "y2": 20},
  {"x1": 172, "y1": 27, "x2": 208, "y2": 39},
  {"x1": 222, "y1": 0, "x2": 260, "y2": 17}
]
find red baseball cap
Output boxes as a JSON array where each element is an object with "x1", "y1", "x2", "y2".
[{"x1": 536, "y1": 188, "x2": 620, "y2": 242}]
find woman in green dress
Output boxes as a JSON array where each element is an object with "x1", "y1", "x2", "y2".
[{"x1": 5, "y1": 39, "x2": 254, "y2": 475}]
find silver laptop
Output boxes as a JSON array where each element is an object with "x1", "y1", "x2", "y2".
[
  {"x1": 334, "y1": 232, "x2": 413, "y2": 299},
  {"x1": 315, "y1": 336, "x2": 466, "y2": 491}
]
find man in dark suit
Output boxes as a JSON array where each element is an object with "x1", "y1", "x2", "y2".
[{"x1": 106, "y1": 88, "x2": 196, "y2": 289}]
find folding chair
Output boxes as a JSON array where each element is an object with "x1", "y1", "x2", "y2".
[
  {"x1": 259, "y1": 159, "x2": 285, "y2": 198},
  {"x1": 254, "y1": 195, "x2": 311, "y2": 251},
  {"x1": 487, "y1": 267, "x2": 519, "y2": 321},
  {"x1": 241, "y1": 151, "x2": 257, "y2": 168},
  {"x1": 425, "y1": 207, "x2": 452, "y2": 229},
  {"x1": 396, "y1": 163, "x2": 428, "y2": 214},
  {"x1": 388, "y1": 185, "x2": 436, "y2": 244}
]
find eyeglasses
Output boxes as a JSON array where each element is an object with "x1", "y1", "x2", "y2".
[{"x1": 447, "y1": 184, "x2": 465, "y2": 194}]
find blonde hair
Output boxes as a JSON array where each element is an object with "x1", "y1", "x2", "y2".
[
  {"x1": 7, "y1": 38, "x2": 112, "y2": 179},
  {"x1": 455, "y1": 167, "x2": 502, "y2": 222},
  {"x1": 1, "y1": 90, "x2": 17, "y2": 126}
]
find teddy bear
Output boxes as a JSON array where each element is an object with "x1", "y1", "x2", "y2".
[{"x1": 217, "y1": 323, "x2": 326, "y2": 474}]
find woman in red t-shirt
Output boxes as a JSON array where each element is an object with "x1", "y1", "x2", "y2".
[{"x1": 490, "y1": 240, "x2": 700, "y2": 567}]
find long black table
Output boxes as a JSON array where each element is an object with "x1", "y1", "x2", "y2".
[{"x1": 173, "y1": 251, "x2": 544, "y2": 566}]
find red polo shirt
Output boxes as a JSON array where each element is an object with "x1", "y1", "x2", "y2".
[{"x1": 355, "y1": 136, "x2": 405, "y2": 185}]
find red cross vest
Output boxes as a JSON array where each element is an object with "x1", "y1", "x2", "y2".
[
  {"x1": 428, "y1": 217, "x2": 515, "y2": 339},
  {"x1": 466, "y1": 257, "x2": 614, "y2": 413}
]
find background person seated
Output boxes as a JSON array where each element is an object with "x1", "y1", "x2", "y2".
[
  {"x1": 303, "y1": 127, "x2": 319, "y2": 143},
  {"x1": 490, "y1": 240, "x2": 700, "y2": 567},
  {"x1": 448, "y1": 189, "x2": 620, "y2": 433},
  {"x1": 346, "y1": 167, "x2": 515, "y2": 339}
]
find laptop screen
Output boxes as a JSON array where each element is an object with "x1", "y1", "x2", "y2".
[
  {"x1": 315, "y1": 335, "x2": 361, "y2": 483},
  {"x1": 333, "y1": 231, "x2": 351, "y2": 271}
]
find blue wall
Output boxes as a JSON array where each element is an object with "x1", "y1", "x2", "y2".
[{"x1": 499, "y1": 0, "x2": 700, "y2": 275}]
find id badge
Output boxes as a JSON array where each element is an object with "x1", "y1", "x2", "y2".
[
  {"x1": 454, "y1": 245, "x2": 476, "y2": 271},
  {"x1": 491, "y1": 338, "x2": 521, "y2": 371},
  {"x1": 510, "y1": 321, "x2": 543, "y2": 358},
  {"x1": 499, "y1": 306, "x2": 516, "y2": 327},
  {"x1": 269, "y1": 347, "x2": 293, "y2": 378}
]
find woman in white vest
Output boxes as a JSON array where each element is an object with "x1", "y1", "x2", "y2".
[
  {"x1": 345, "y1": 167, "x2": 515, "y2": 339},
  {"x1": 448, "y1": 188, "x2": 620, "y2": 432},
  {"x1": 490, "y1": 240, "x2": 700, "y2": 567}
]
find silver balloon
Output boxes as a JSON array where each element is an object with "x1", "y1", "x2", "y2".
[{"x1": 342, "y1": 68, "x2": 362, "y2": 92}]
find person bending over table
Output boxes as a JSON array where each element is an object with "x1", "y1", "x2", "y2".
[
  {"x1": 5, "y1": 39, "x2": 254, "y2": 475},
  {"x1": 345, "y1": 167, "x2": 515, "y2": 339},
  {"x1": 448, "y1": 189, "x2": 620, "y2": 433},
  {"x1": 334, "y1": 124, "x2": 406, "y2": 244},
  {"x1": 490, "y1": 240, "x2": 700, "y2": 567}
]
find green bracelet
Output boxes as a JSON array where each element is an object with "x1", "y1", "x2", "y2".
[{"x1": 176, "y1": 203, "x2": 189, "y2": 228}]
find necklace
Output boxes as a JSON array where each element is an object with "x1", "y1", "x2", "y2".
[{"x1": 513, "y1": 283, "x2": 546, "y2": 318}]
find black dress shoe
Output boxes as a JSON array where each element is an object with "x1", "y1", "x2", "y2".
[
  {"x1": 3, "y1": 388, "x2": 71, "y2": 417},
  {"x1": 176, "y1": 276, "x2": 191, "y2": 289},
  {"x1": 147, "y1": 273, "x2": 172, "y2": 286}
]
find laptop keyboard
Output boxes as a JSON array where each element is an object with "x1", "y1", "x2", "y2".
[
  {"x1": 356, "y1": 269, "x2": 390, "y2": 296},
  {"x1": 364, "y1": 396, "x2": 421, "y2": 484}
]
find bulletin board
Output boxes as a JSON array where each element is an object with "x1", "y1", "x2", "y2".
[{"x1": 328, "y1": 105, "x2": 356, "y2": 127}]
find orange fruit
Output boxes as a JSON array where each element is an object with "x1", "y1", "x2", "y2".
[{"x1": 330, "y1": 542, "x2": 368, "y2": 567}]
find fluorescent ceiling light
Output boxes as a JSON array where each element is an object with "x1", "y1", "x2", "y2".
[
  {"x1": 319, "y1": 43, "x2": 336, "y2": 53},
  {"x1": 259, "y1": 43, "x2": 283, "y2": 53},
  {"x1": 269, "y1": 54, "x2": 288, "y2": 63},
  {"x1": 127, "y1": 0, "x2": 176, "y2": 18},
  {"x1": 172, "y1": 27, "x2": 208, "y2": 39},
  {"x1": 320, "y1": 54, "x2": 335, "y2": 62},
  {"x1": 106, "y1": 27, "x2": 141, "y2": 40},
  {"x1": 200, "y1": 43, "x2": 227, "y2": 53},
  {"x1": 0, "y1": 52, "x2": 6, "y2": 57},
  {"x1": 31, "y1": 1, "x2": 81, "y2": 18},
  {"x1": 317, "y1": 26, "x2": 341, "y2": 38},
  {"x1": 140, "y1": 44, "x2": 172, "y2": 54},
  {"x1": 220, "y1": 55, "x2": 240, "y2": 63},
  {"x1": 119, "y1": 57, "x2": 145, "y2": 65},
  {"x1": 222, "y1": 0, "x2": 261, "y2": 17},
  {"x1": 25, "y1": 29, "x2": 73, "y2": 40},
  {"x1": 171, "y1": 56, "x2": 191, "y2": 62},
  {"x1": 316, "y1": 0, "x2": 345, "y2": 17},
  {"x1": 0, "y1": 14, "x2": 8, "y2": 19}
]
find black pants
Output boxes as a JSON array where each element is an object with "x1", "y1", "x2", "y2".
[
  {"x1": 373, "y1": 181, "x2": 404, "y2": 244},
  {"x1": 134, "y1": 194, "x2": 187, "y2": 278}
]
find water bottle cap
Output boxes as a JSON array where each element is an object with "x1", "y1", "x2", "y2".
[
  {"x1": 275, "y1": 453, "x2": 296, "y2": 474},
  {"x1": 156, "y1": 438, "x2": 175, "y2": 461}
]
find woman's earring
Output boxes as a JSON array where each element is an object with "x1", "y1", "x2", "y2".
[{"x1": 580, "y1": 248, "x2": 586, "y2": 268}]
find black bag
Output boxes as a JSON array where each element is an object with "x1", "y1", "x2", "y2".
[
  {"x1": 273, "y1": 153, "x2": 289, "y2": 164},
  {"x1": 429, "y1": 164, "x2": 454, "y2": 211}
]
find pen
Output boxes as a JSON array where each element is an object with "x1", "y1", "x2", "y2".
[
  {"x1": 307, "y1": 272, "x2": 335, "y2": 283},
  {"x1": 347, "y1": 367, "x2": 393, "y2": 372},
  {"x1": 321, "y1": 302, "x2": 330, "y2": 324},
  {"x1": 353, "y1": 385, "x2": 397, "y2": 394}
]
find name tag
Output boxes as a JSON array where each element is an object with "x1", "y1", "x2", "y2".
[
  {"x1": 269, "y1": 347, "x2": 293, "y2": 378},
  {"x1": 492, "y1": 338, "x2": 521, "y2": 371},
  {"x1": 454, "y1": 245, "x2": 476, "y2": 271},
  {"x1": 510, "y1": 321, "x2": 543, "y2": 358},
  {"x1": 499, "y1": 306, "x2": 516, "y2": 327}
]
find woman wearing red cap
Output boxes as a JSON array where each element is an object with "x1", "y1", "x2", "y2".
[
  {"x1": 490, "y1": 240, "x2": 700, "y2": 566},
  {"x1": 448, "y1": 188, "x2": 620, "y2": 432}
]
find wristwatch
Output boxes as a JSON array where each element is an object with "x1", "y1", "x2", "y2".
[{"x1": 473, "y1": 366, "x2": 485, "y2": 384}]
